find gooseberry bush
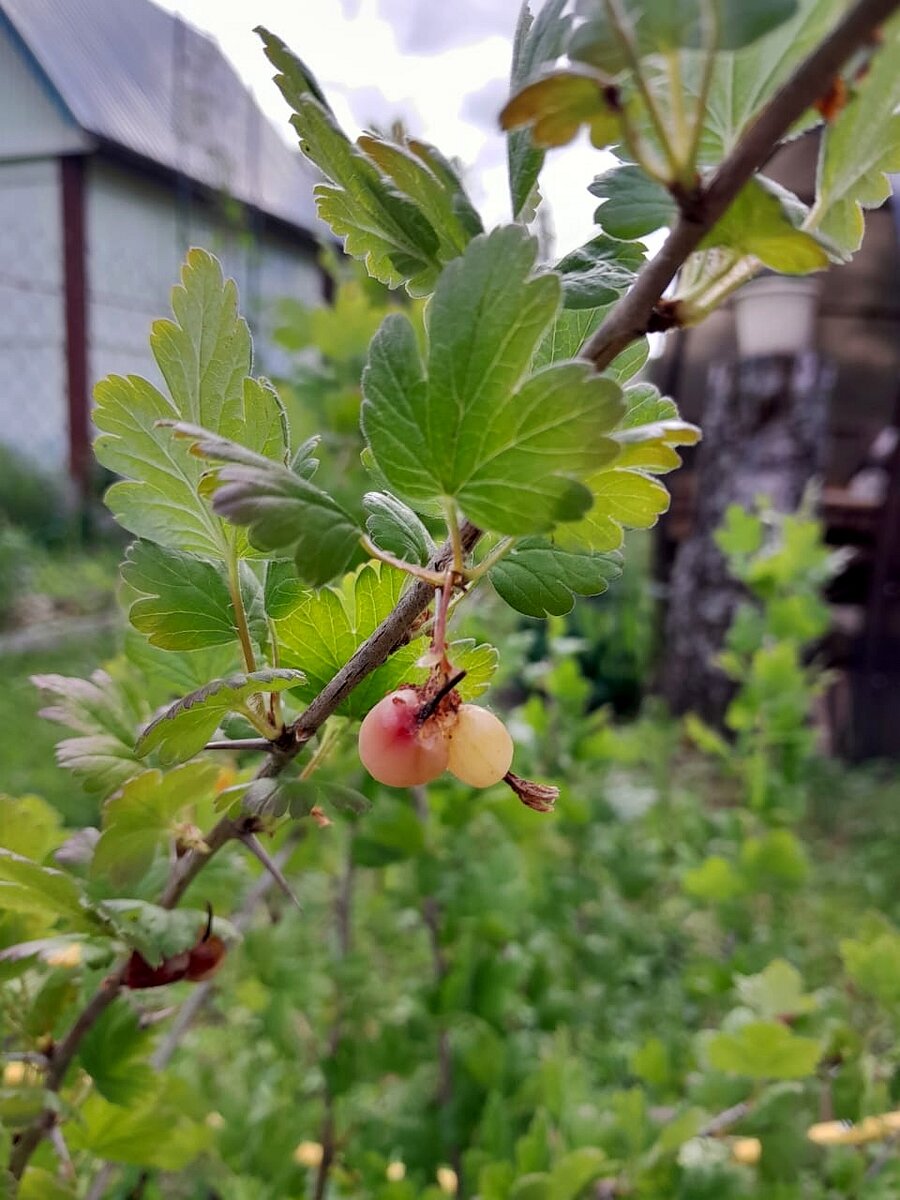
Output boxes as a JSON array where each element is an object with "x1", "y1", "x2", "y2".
[{"x1": 3, "y1": 0, "x2": 900, "y2": 1195}]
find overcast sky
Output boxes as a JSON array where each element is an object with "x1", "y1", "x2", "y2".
[{"x1": 154, "y1": 0, "x2": 608, "y2": 256}]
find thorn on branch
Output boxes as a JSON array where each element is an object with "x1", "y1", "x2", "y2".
[{"x1": 239, "y1": 833, "x2": 303, "y2": 910}]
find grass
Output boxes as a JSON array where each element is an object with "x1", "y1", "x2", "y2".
[{"x1": 0, "y1": 628, "x2": 118, "y2": 825}]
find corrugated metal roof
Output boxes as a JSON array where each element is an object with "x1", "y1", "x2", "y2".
[{"x1": 0, "y1": 0, "x2": 323, "y2": 238}]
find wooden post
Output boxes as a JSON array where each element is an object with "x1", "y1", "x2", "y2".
[{"x1": 60, "y1": 154, "x2": 89, "y2": 504}]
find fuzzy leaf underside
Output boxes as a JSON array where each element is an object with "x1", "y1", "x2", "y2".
[
  {"x1": 170, "y1": 424, "x2": 359, "y2": 587},
  {"x1": 136, "y1": 670, "x2": 306, "y2": 766}
]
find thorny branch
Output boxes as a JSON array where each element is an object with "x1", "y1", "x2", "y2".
[
  {"x1": 582, "y1": 0, "x2": 900, "y2": 371},
  {"x1": 10, "y1": 0, "x2": 899, "y2": 1177}
]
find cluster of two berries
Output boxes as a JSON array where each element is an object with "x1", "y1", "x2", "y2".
[{"x1": 358, "y1": 675, "x2": 513, "y2": 789}]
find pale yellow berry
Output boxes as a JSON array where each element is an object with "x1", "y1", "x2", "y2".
[
  {"x1": 386, "y1": 1161, "x2": 406, "y2": 1181},
  {"x1": 293, "y1": 1141, "x2": 324, "y2": 1167},
  {"x1": 436, "y1": 1165, "x2": 458, "y2": 1194},
  {"x1": 731, "y1": 1136, "x2": 762, "y2": 1165},
  {"x1": 447, "y1": 704, "x2": 513, "y2": 788},
  {"x1": 46, "y1": 943, "x2": 83, "y2": 968}
]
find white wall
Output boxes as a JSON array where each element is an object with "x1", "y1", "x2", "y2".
[
  {"x1": 85, "y1": 160, "x2": 322, "y2": 403},
  {"x1": 0, "y1": 20, "x2": 88, "y2": 161},
  {"x1": 0, "y1": 153, "x2": 321, "y2": 478},
  {"x1": 0, "y1": 158, "x2": 68, "y2": 471}
]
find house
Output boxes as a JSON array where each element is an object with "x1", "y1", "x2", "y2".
[{"x1": 0, "y1": 0, "x2": 326, "y2": 495}]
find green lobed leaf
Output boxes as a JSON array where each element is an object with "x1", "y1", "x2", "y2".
[
  {"x1": 236, "y1": 777, "x2": 372, "y2": 820},
  {"x1": 547, "y1": 1148, "x2": 608, "y2": 1199},
  {"x1": 554, "y1": 234, "x2": 646, "y2": 309},
  {"x1": 701, "y1": 175, "x2": 832, "y2": 273},
  {"x1": 590, "y1": 164, "x2": 676, "y2": 240},
  {"x1": 363, "y1": 491, "x2": 436, "y2": 567},
  {"x1": 33, "y1": 670, "x2": 146, "y2": 799},
  {"x1": 715, "y1": 504, "x2": 766, "y2": 558},
  {"x1": 78, "y1": 998, "x2": 155, "y2": 1106},
  {"x1": 448, "y1": 640, "x2": 501, "y2": 702},
  {"x1": 150, "y1": 250, "x2": 250, "y2": 439},
  {"x1": 362, "y1": 225, "x2": 625, "y2": 536},
  {"x1": 91, "y1": 763, "x2": 220, "y2": 888},
  {"x1": 136, "y1": 669, "x2": 305, "y2": 766},
  {"x1": 357, "y1": 134, "x2": 483, "y2": 260},
  {"x1": 841, "y1": 920, "x2": 900, "y2": 1010},
  {"x1": 490, "y1": 538, "x2": 623, "y2": 617},
  {"x1": 500, "y1": 68, "x2": 622, "y2": 150},
  {"x1": 556, "y1": 468, "x2": 670, "y2": 553},
  {"x1": 123, "y1": 633, "x2": 242, "y2": 709},
  {"x1": 93, "y1": 251, "x2": 248, "y2": 559},
  {"x1": 66, "y1": 1085, "x2": 211, "y2": 1170},
  {"x1": 263, "y1": 559, "x2": 312, "y2": 621},
  {"x1": 17, "y1": 1169, "x2": 75, "y2": 1200},
  {"x1": 735, "y1": 959, "x2": 818, "y2": 1021},
  {"x1": 572, "y1": 0, "x2": 799, "y2": 71},
  {"x1": 613, "y1": 383, "x2": 702, "y2": 472},
  {"x1": 532, "y1": 306, "x2": 607, "y2": 369},
  {"x1": 170, "y1": 423, "x2": 360, "y2": 587},
  {"x1": 274, "y1": 563, "x2": 412, "y2": 719},
  {"x1": 100, "y1": 901, "x2": 230, "y2": 967},
  {"x1": 0, "y1": 794, "x2": 66, "y2": 862},
  {"x1": 0, "y1": 850, "x2": 104, "y2": 934},
  {"x1": 507, "y1": 0, "x2": 574, "y2": 218},
  {"x1": 275, "y1": 563, "x2": 497, "y2": 719},
  {"x1": 553, "y1": 382, "x2": 699, "y2": 552},
  {"x1": 693, "y1": 0, "x2": 846, "y2": 161},
  {"x1": 532, "y1": 304, "x2": 649, "y2": 382},
  {"x1": 705, "y1": 1020, "x2": 821, "y2": 1079},
  {"x1": 122, "y1": 540, "x2": 266, "y2": 652},
  {"x1": 259, "y1": 27, "x2": 463, "y2": 296},
  {"x1": 812, "y1": 15, "x2": 900, "y2": 253}
]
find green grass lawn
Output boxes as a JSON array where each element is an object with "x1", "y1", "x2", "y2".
[{"x1": 0, "y1": 629, "x2": 118, "y2": 825}]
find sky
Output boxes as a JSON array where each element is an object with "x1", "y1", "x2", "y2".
[{"x1": 153, "y1": 0, "x2": 610, "y2": 257}]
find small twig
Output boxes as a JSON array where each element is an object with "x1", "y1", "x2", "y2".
[
  {"x1": 699, "y1": 1100, "x2": 753, "y2": 1137},
  {"x1": 85, "y1": 1163, "x2": 117, "y2": 1200},
  {"x1": 239, "y1": 833, "x2": 303, "y2": 910},
  {"x1": 204, "y1": 738, "x2": 272, "y2": 752},
  {"x1": 603, "y1": 0, "x2": 681, "y2": 179},
  {"x1": 227, "y1": 551, "x2": 258, "y2": 677},
  {"x1": 442, "y1": 497, "x2": 466, "y2": 577},
  {"x1": 49, "y1": 1124, "x2": 75, "y2": 1182},
  {"x1": 582, "y1": 0, "x2": 900, "y2": 370},
  {"x1": 464, "y1": 536, "x2": 515, "y2": 582},
  {"x1": 360, "y1": 533, "x2": 447, "y2": 586},
  {"x1": 430, "y1": 571, "x2": 456, "y2": 663}
]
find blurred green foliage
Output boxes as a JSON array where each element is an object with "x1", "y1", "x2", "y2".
[
  {"x1": 0, "y1": 444, "x2": 68, "y2": 548},
  {"x1": 3, "y1": 506, "x2": 900, "y2": 1199}
]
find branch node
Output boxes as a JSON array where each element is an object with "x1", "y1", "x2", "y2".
[{"x1": 646, "y1": 299, "x2": 685, "y2": 334}]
